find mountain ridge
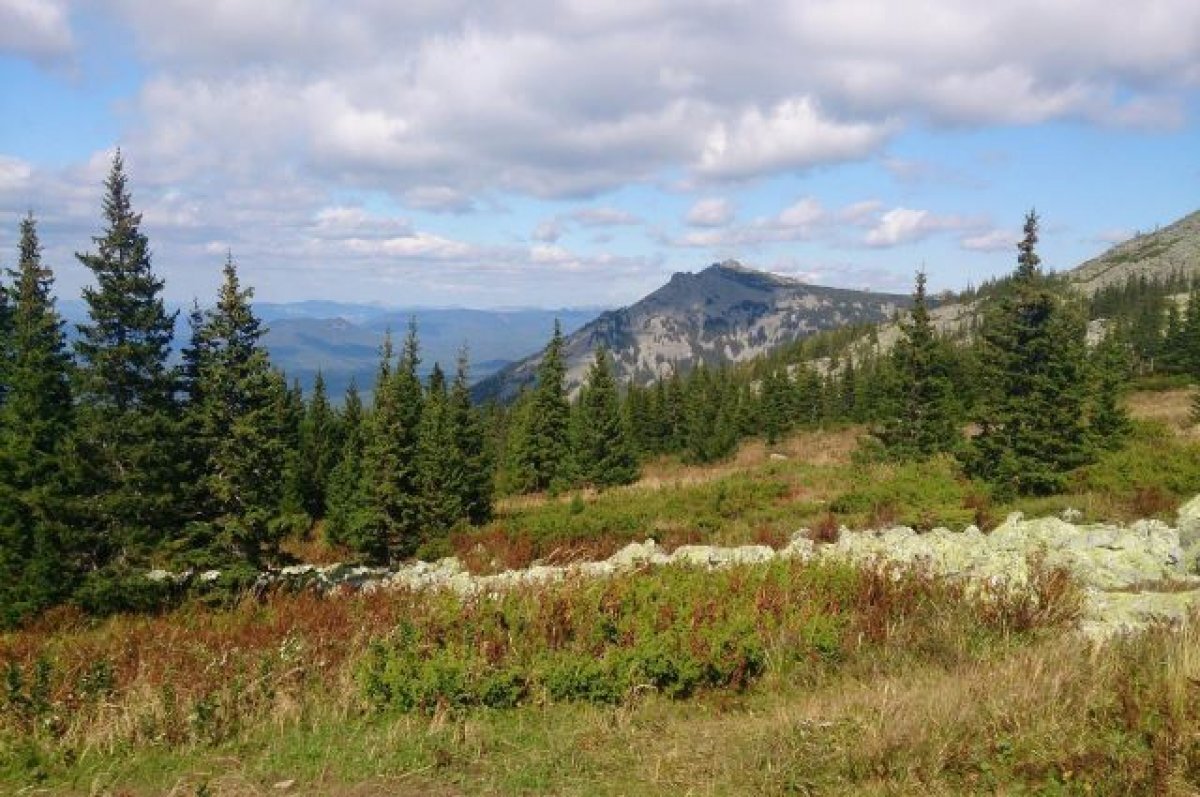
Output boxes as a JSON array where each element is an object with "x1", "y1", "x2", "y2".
[{"x1": 472, "y1": 260, "x2": 911, "y2": 402}]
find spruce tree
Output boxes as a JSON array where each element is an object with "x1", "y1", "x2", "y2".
[
  {"x1": 191, "y1": 256, "x2": 287, "y2": 564},
  {"x1": 324, "y1": 380, "x2": 365, "y2": 547},
  {"x1": 0, "y1": 214, "x2": 73, "y2": 623},
  {"x1": 72, "y1": 150, "x2": 180, "y2": 568},
  {"x1": 448, "y1": 349, "x2": 493, "y2": 524},
  {"x1": 298, "y1": 372, "x2": 336, "y2": 519},
  {"x1": 417, "y1": 362, "x2": 460, "y2": 537},
  {"x1": 1090, "y1": 326, "x2": 1132, "y2": 449},
  {"x1": 968, "y1": 211, "x2": 1091, "y2": 496},
  {"x1": 513, "y1": 320, "x2": 573, "y2": 492},
  {"x1": 873, "y1": 271, "x2": 961, "y2": 459},
  {"x1": 575, "y1": 347, "x2": 639, "y2": 487},
  {"x1": 355, "y1": 323, "x2": 424, "y2": 560}
]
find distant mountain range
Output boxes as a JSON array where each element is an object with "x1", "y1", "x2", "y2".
[
  {"x1": 52, "y1": 209, "x2": 1197, "y2": 403},
  {"x1": 472, "y1": 261, "x2": 911, "y2": 402},
  {"x1": 55, "y1": 302, "x2": 598, "y2": 399}
]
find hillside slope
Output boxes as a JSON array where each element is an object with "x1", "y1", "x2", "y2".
[
  {"x1": 472, "y1": 261, "x2": 910, "y2": 401},
  {"x1": 1069, "y1": 209, "x2": 1200, "y2": 293}
]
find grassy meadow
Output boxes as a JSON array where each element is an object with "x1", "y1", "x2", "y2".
[{"x1": 3, "y1": 388, "x2": 1200, "y2": 795}]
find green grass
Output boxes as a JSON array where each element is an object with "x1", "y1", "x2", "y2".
[
  {"x1": 456, "y1": 419, "x2": 1200, "y2": 572},
  {"x1": 4, "y1": 393, "x2": 1200, "y2": 795}
]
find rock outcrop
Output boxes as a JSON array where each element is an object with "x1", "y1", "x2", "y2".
[{"x1": 161, "y1": 502, "x2": 1200, "y2": 640}]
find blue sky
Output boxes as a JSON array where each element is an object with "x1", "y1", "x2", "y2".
[{"x1": 0, "y1": 1, "x2": 1197, "y2": 308}]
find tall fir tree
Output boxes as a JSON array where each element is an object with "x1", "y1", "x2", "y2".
[
  {"x1": 512, "y1": 320, "x2": 573, "y2": 492},
  {"x1": 448, "y1": 349, "x2": 493, "y2": 524},
  {"x1": 190, "y1": 255, "x2": 288, "y2": 564},
  {"x1": 873, "y1": 271, "x2": 961, "y2": 459},
  {"x1": 574, "y1": 347, "x2": 639, "y2": 487},
  {"x1": 417, "y1": 362, "x2": 461, "y2": 537},
  {"x1": 0, "y1": 214, "x2": 73, "y2": 623},
  {"x1": 1090, "y1": 325, "x2": 1133, "y2": 449},
  {"x1": 968, "y1": 211, "x2": 1091, "y2": 496},
  {"x1": 72, "y1": 150, "x2": 180, "y2": 570},
  {"x1": 324, "y1": 380, "x2": 366, "y2": 547},
  {"x1": 355, "y1": 323, "x2": 425, "y2": 561},
  {"x1": 297, "y1": 371, "x2": 337, "y2": 519}
]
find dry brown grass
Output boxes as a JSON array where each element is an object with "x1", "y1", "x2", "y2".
[
  {"x1": 1126, "y1": 387, "x2": 1199, "y2": 437},
  {"x1": 496, "y1": 425, "x2": 864, "y2": 512}
]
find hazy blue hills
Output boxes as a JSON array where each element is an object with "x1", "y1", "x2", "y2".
[{"x1": 56, "y1": 301, "x2": 599, "y2": 399}]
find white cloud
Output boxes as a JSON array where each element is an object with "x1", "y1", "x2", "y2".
[
  {"x1": 0, "y1": 0, "x2": 72, "y2": 62},
  {"x1": 673, "y1": 197, "x2": 841, "y2": 249},
  {"x1": 865, "y1": 207, "x2": 974, "y2": 247},
  {"x1": 961, "y1": 228, "x2": 1019, "y2": 252},
  {"x1": 685, "y1": 197, "x2": 734, "y2": 227},
  {"x1": 695, "y1": 97, "x2": 893, "y2": 180},
  {"x1": 6, "y1": 2, "x2": 1199, "y2": 304},
  {"x1": 532, "y1": 218, "x2": 563, "y2": 243},
  {"x1": 0, "y1": 156, "x2": 34, "y2": 193},
  {"x1": 402, "y1": 186, "x2": 476, "y2": 214},
  {"x1": 777, "y1": 197, "x2": 827, "y2": 229},
  {"x1": 571, "y1": 207, "x2": 641, "y2": 227}
]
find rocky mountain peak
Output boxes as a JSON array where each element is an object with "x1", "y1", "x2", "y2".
[{"x1": 473, "y1": 261, "x2": 909, "y2": 402}]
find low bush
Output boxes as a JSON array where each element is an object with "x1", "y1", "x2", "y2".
[{"x1": 354, "y1": 559, "x2": 1070, "y2": 714}]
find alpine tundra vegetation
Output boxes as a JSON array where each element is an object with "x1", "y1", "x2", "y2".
[{"x1": 2, "y1": 152, "x2": 1200, "y2": 795}]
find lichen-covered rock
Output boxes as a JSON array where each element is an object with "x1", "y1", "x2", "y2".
[
  {"x1": 608, "y1": 539, "x2": 669, "y2": 568},
  {"x1": 164, "y1": 495, "x2": 1200, "y2": 641},
  {"x1": 669, "y1": 544, "x2": 775, "y2": 568}
]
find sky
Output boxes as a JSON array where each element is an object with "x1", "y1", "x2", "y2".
[{"x1": 0, "y1": 1, "x2": 1197, "y2": 309}]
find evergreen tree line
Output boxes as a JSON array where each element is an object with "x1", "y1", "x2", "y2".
[
  {"x1": 0, "y1": 157, "x2": 1180, "y2": 627},
  {"x1": 0, "y1": 153, "x2": 494, "y2": 626},
  {"x1": 493, "y1": 211, "x2": 1143, "y2": 502}
]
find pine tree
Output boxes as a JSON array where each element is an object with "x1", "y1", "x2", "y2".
[
  {"x1": 72, "y1": 150, "x2": 180, "y2": 568},
  {"x1": 417, "y1": 362, "x2": 460, "y2": 538},
  {"x1": 873, "y1": 271, "x2": 961, "y2": 459},
  {"x1": 0, "y1": 214, "x2": 73, "y2": 623},
  {"x1": 324, "y1": 380, "x2": 365, "y2": 547},
  {"x1": 760, "y1": 368, "x2": 791, "y2": 444},
  {"x1": 1090, "y1": 325, "x2": 1132, "y2": 448},
  {"x1": 190, "y1": 256, "x2": 288, "y2": 564},
  {"x1": 448, "y1": 349, "x2": 493, "y2": 524},
  {"x1": 298, "y1": 372, "x2": 337, "y2": 519},
  {"x1": 683, "y1": 366, "x2": 738, "y2": 463},
  {"x1": 575, "y1": 347, "x2": 639, "y2": 487},
  {"x1": 355, "y1": 323, "x2": 425, "y2": 560},
  {"x1": 512, "y1": 320, "x2": 573, "y2": 492},
  {"x1": 968, "y1": 211, "x2": 1092, "y2": 497}
]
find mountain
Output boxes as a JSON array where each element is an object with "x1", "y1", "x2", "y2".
[
  {"x1": 473, "y1": 260, "x2": 911, "y2": 402},
  {"x1": 55, "y1": 301, "x2": 598, "y2": 400},
  {"x1": 263, "y1": 307, "x2": 600, "y2": 398},
  {"x1": 1068, "y1": 210, "x2": 1200, "y2": 294}
]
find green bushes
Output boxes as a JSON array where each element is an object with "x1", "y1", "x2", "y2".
[
  {"x1": 356, "y1": 559, "x2": 1065, "y2": 714},
  {"x1": 830, "y1": 455, "x2": 976, "y2": 530},
  {"x1": 1074, "y1": 421, "x2": 1200, "y2": 512}
]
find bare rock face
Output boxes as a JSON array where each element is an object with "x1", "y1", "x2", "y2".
[
  {"x1": 473, "y1": 261, "x2": 909, "y2": 402},
  {"x1": 1069, "y1": 209, "x2": 1200, "y2": 294}
]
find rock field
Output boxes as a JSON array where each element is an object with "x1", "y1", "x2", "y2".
[{"x1": 210, "y1": 496, "x2": 1200, "y2": 641}]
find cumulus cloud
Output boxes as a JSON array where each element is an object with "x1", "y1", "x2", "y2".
[
  {"x1": 961, "y1": 228, "x2": 1020, "y2": 252},
  {"x1": 0, "y1": 0, "x2": 72, "y2": 62},
  {"x1": 685, "y1": 198, "x2": 735, "y2": 227},
  {"x1": 695, "y1": 97, "x2": 893, "y2": 181},
  {"x1": 864, "y1": 207, "x2": 975, "y2": 248},
  {"x1": 571, "y1": 207, "x2": 642, "y2": 227},
  {"x1": 673, "y1": 197, "x2": 836, "y2": 249},
  {"x1": 6, "y1": 1, "x2": 1199, "y2": 303}
]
